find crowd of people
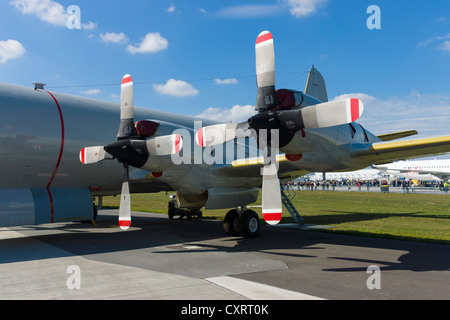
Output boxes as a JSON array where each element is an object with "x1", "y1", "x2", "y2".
[{"x1": 285, "y1": 179, "x2": 449, "y2": 193}]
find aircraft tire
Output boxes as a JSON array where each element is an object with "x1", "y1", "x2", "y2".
[
  {"x1": 223, "y1": 209, "x2": 240, "y2": 236},
  {"x1": 238, "y1": 210, "x2": 260, "y2": 238}
]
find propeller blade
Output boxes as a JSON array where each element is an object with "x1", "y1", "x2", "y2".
[
  {"x1": 302, "y1": 98, "x2": 364, "y2": 128},
  {"x1": 276, "y1": 98, "x2": 364, "y2": 132},
  {"x1": 146, "y1": 134, "x2": 183, "y2": 156},
  {"x1": 117, "y1": 74, "x2": 137, "y2": 140},
  {"x1": 79, "y1": 146, "x2": 113, "y2": 164},
  {"x1": 255, "y1": 31, "x2": 278, "y2": 112},
  {"x1": 261, "y1": 163, "x2": 282, "y2": 225},
  {"x1": 195, "y1": 123, "x2": 253, "y2": 147},
  {"x1": 119, "y1": 164, "x2": 131, "y2": 230},
  {"x1": 258, "y1": 128, "x2": 281, "y2": 225}
]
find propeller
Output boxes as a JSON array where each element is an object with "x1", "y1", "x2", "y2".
[
  {"x1": 115, "y1": 74, "x2": 135, "y2": 230},
  {"x1": 80, "y1": 74, "x2": 183, "y2": 230},
  {"x1": 195, "y1": 31, "x2": 364, "y2": 225},
  {"x1": 255, "y1": 30, "x2": 278, "y2": 112}
]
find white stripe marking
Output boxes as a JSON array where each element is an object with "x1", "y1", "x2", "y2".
[{"x1": 206, "y1": 276, "x2": 324, "y2": 300}]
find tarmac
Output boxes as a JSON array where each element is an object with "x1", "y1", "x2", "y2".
[{"x1": 0, "y1": 209, "x2": 449, "y2": 301}]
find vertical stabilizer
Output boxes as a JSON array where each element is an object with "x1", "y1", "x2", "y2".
[{"x1": 305, "y1": 65, "x2": 328, "y2": 102}]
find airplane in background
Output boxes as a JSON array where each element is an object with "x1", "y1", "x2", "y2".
[
  {"x1": 300, "y1": 168, "x2": 385, "y2": 182},
  {"x1": 1, "y1": 30, "x2": 450, "y2": 237},
  {"x1": 374, "y1": 159, "x2": 450, "y2": 182}
]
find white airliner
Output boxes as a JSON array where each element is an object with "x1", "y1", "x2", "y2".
[{"x1": 374, "y1": 159, "x2": 450, "y2": 181}]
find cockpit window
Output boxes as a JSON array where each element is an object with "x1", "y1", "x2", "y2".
[
  {"x1": 359, "y1": 124, "x2": 369, "y2": 142},
  {"x1": 349, "y1": 123, "x2": 356, "y2": 138},
  {"x1": 292, "y1": 90, "x2": 323, "y2": 108}
]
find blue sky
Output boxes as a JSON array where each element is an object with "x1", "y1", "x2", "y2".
[{"x1": 1, "y1": 0, "x2": 449, "y2": 139}]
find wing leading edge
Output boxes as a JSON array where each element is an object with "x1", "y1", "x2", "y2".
[
  {"x1": 376, "y1": 130, "x2": 418, "y2": 142},
  {"x1": 210, "y1": 154, "x2": 309, "y2": 180},
  {"x1": 353, "y1": 135, "x2": 450, "y2": 165}
]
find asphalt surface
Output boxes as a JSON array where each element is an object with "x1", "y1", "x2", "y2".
[{"x1": 0, "y1": 210, "x2": 449, "y2": 301}]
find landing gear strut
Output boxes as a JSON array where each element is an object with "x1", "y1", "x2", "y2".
[{"x1": 223, "y1": 207, "x2": 260, "y2": 238}]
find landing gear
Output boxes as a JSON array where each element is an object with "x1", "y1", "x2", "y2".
[
  {"x1": 223, "y1": 208, "x2": 260, "y2": 238},
  {"x1": 239, "y1": 210, "x2": 260, "y2": 238},
  {"x1": 168, "y1": 195, "x2": 202, "y2": 220},
  {"x1": 223, "y1": 209, "x2": 240, "y2": 236}
]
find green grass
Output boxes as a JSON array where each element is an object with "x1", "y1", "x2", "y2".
[{"x1": 97, "y1": 190, "x2": 450, "y2": 244}]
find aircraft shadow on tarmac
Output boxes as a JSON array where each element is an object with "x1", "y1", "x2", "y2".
[{"x1": 0, "y1": 211, "x2": 449, "y2": 274}]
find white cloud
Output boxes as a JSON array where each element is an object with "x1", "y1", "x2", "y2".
[
  {"x1": 100, "y1": 32, "x2": 128, "y2": 44},
  {"x1": 417, "y1": 38, "x2": 434, "y2": 48},
  {"x1": 196, "y1": 105, "x2": 255, "y2": 123},
  {"x1": 166, "y1": 4, "x2": 176, "y2": 13},
  {"x1": 0, "y1": 39, "x2": 26, "y2": 64},
  {"x1": 333, "y1": 92, "x2": 450, "y2": 138},
  {"x1": 127, "y1": 32, "x2": 168, "y2": 54},
  {"x1": 10, "y1": 0, "x2": 68, "y2": 27},
  {"x1": 11, "y1": 0, "x2": 97, "y2": 29},
  {"x1": 438, "y1": 41, "x2": 450, "y2": 52},
  {"x1": 110, "y1": 93, "x2": 119, "y2": 102},
  {"x1": 216, "y1": 1, "x2": 326, "y2": 19},
  {"x1": 153, "y1": 79, "x2": 199, "y2": 97},
  {"x1": 216, "y1": 4, "x2": 284, "y2": 18},
  {"x1": 81, "y1": 21, "x2": 97, "y2": 30},
  {"x1": 283, "y1": 0, "x2": 327, "y2": 18},
  {"x1": 200, "y1": 8, "x2": 207, "y2": 14},
  {"x1": 214, "y1": 78, "x2": 238, "y2": 85},
  {"x1": 81, "y1": 89, "x2": 100, "y2": 95},
  {"x1": 417, "y1": 33, "x2": 450, "y2": 52}
]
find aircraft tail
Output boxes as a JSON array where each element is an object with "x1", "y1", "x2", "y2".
[{"x1": 305, "y1": 65, "x2": 328, "y2": 102}]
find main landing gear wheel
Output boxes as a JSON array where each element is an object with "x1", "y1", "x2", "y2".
[
  {"x1": 223, "y1": 209, "x2": 260, "y2": 238},
  {"x1": 239, "y1": 210, "x2": 260, "y2": 238},
  {"x1": 223, "y1": 209, "x2": 240, "y2": 236}
]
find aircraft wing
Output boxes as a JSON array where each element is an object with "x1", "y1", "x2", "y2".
[
  {"x1": 376, "y1": 130, "x2": 418, "y2": 142},
  {"x1": 211, "y1": 154, "x2": 309, "y2": 180},
  {"x1": 353, "y1": 135, "x2": 450, "y2": 165}
]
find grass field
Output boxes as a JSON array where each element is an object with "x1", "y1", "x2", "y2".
[{"x1": 97, "y1": 190, "x2": 450, "y2": 244}]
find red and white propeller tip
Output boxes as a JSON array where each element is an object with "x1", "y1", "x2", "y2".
[
  {"x1": 119, "y1": 218, "x2": 131, "y2": 230},
  {"x1": 121, "y1": 74, "x2": 133, "y2": 86},
  {"x1": 298, "y1": 98, "x2": 364, "y2": 129},
  {"x1": 173, "y1": 134, "x2": 182, "y2": 154},
  {"x1": 261, "y1": 164, "x2": 282, "y2": 225},
  {"x1": 347, "y1": 98, "x2": 364, "y2": 123},
  {"x1": 255, "y1": 31, "x2": 276, "y2": 90},
  {"x1": 146, "y1": 134, "x2": 183, "y2": 156},
  {"x1": 120, "y1": 74, "x2": 134, "y2": 120},
  {"x1": 119, "y1": 179, "x2": 131, "y2": 231},
  {"x1": 79, "y1": 146, "x2": 112, "y2": 164},
  {"x1": 255, "y1": 30, "x2": 273, "y2": 46}
]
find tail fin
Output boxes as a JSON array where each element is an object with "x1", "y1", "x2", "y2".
[{"x1": 305, "y1": 65, "x2": 328, "y2": 102}]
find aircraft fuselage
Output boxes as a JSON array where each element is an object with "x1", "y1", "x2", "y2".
[{"x1": 0, "y1": 82, "x2": 378, "y2": 226}]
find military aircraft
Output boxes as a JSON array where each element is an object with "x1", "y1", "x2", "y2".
[{"x1": 1, "y1": 30, "x2": 450, "y2": 237}]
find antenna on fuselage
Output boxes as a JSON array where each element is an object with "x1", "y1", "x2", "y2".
[{"x1": 33, "y1": 83, "x2": 46, "y2": 90}]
